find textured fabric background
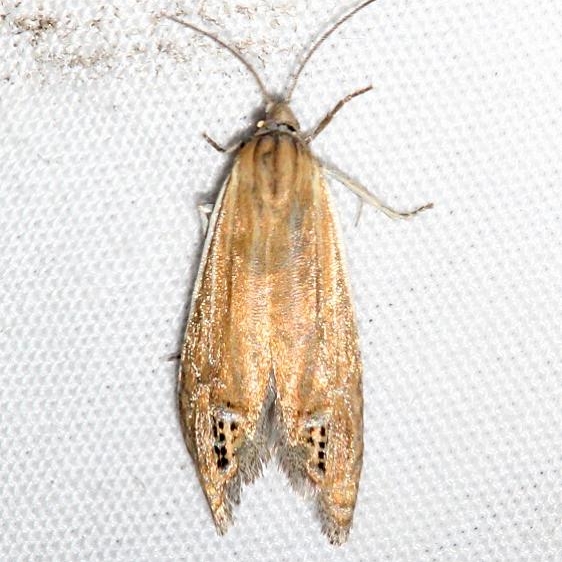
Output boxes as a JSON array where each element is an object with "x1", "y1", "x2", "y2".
[{"x1": 1, "y1": 1, "x2": 561, "y2": 560}]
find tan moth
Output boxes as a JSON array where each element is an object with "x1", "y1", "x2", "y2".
[{"x1": 169, "y1": 0, "x2": 432, "y2": 545}]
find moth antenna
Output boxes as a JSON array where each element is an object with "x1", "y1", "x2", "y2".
[
  {"x1": 285, "y1": 0, "x2": 379, "y2": 101},
  {"x1": 165, "y1": 15, "x2": 272, "y2": 104}
]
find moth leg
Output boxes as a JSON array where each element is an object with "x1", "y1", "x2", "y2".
[
  {"x1": 304, "y1": 85, "x2": 373, "y2": 143},
  {"x1": 323, "y1": 164, "x2": 434, "y2": 220},
  {"x1": 202, "y1": 132, "x2": 242, "y2": 153},
  {"x1": 197, "y1": 203, "x2": 214, "y2": 233}
]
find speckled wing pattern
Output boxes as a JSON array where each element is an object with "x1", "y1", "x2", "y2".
[{"x1": 179, "y1": 130, "x2": 363, "y2": 544}]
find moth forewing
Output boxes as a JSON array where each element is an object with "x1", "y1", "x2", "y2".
[
  {"x1": 179, "y1": 154, "x2": 276, "y2": 531},
  {"x1": 270, "y1": 153, "x2": 364, "y2": 544}
]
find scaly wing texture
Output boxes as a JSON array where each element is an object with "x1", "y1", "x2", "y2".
[
  {"x1": 179, "y1": 141, "x2": 277, "y2": 532},
  {"x1": 259, "y1": 135, "x2": 363, "y2": 545}
]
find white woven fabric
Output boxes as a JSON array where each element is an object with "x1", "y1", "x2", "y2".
[{"x1": 1, "y1": 1, "x2": 561, "y2": 560}]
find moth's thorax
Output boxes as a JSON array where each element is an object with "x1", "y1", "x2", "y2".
[
  {"x1": 236, "y1": 131, "x2": 314, "y2": 217},
  {"x1": 256, "y1": 100, "x2": 301, "y2": 137}
]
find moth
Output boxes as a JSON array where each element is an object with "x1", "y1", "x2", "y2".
[{"x1": 169, "y1": 0, "x2": 431, "y2": 545}]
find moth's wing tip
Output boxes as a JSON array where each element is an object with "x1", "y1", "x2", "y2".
[
  {"x1": 210, "y1": 493, "x2": 238, "y2": 535},
  {"x1": 317, "y1": 491, "x2": 356, "y2": 545},
  {"x1": 275, "y1": 448, "x2": 354, "y2": 545},
  {"x1": 320, "y1": 512, "x2": 352, "y2": 546},
  {"x1": 276, "y1": 453, "x2": 353, "y2": 545},
  {"x1": 326, "y1": 527, "x2": 350, "y2": 546},
  {"x1": 213, "y1": 510, "x2": 234, "y2": 536}
]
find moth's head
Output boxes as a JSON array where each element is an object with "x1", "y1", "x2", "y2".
[
  {"x1": 258, "y1": 101, "x2": 300, "y2": 132},
  {"x1": 167, "y1": 0, "x2": 379, "y2": 142}
]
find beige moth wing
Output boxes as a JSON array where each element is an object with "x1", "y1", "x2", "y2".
[
  {"x1": 264, "y1": 122, "x2": 364, "y2": 544},
  {"x1": 178, "y1": 145, "x2": 275, "y2": 531}
]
